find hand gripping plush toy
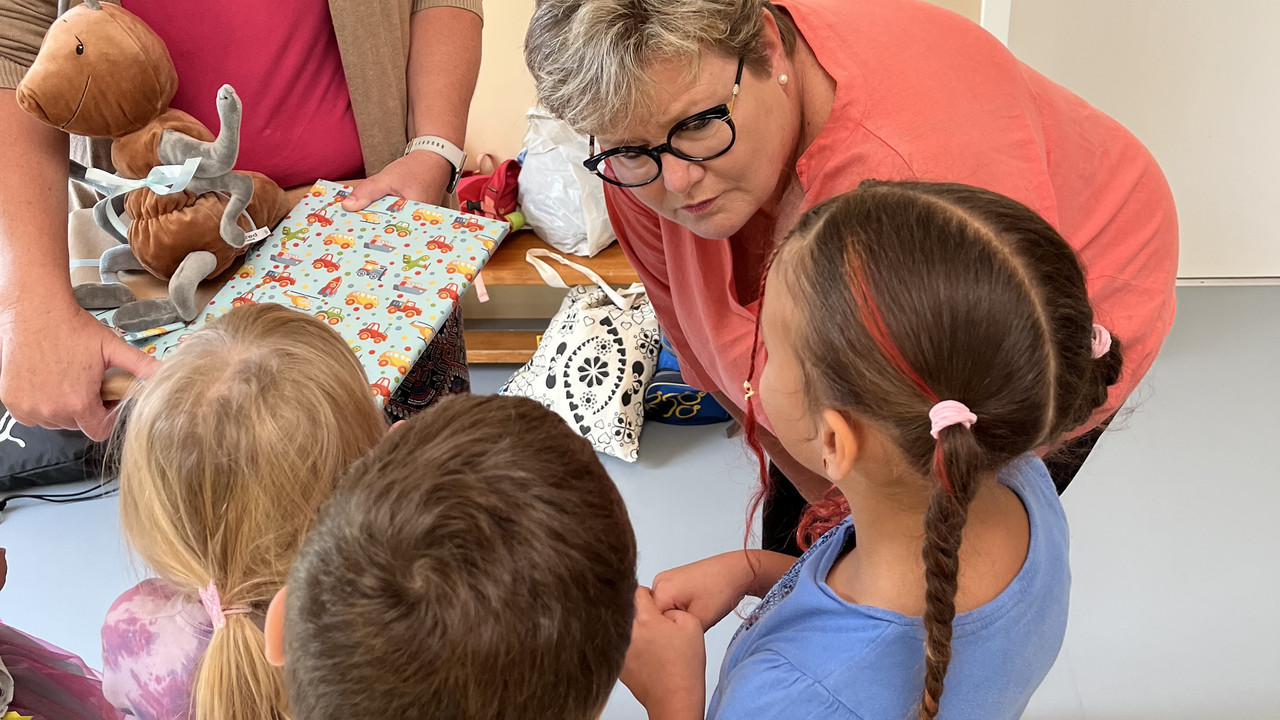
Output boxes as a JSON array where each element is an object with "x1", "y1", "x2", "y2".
[{"x1": 15, "y1": 0, "x2": 291, "y2": 332}]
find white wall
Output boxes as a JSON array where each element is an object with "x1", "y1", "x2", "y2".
[
  {"x1": 465, "y1": 0, "x2": 982, "y2": 165},
  {"x1": 1007, "y1": 0, "x2": 1280, "y2": 280}
]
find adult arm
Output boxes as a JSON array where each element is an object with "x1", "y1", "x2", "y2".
[
  {"x1": 0, "y1": 90, "x2": 154, "y2": 440},
  {"x1": 343, "y1": 3, "x2": 482, "y2": 210}
]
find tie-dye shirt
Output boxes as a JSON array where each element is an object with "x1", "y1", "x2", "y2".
[{"x1": 100, "y1": 580, "x2": 224, "y2": 720}]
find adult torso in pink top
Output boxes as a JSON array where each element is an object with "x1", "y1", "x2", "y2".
[
  {"x1": 605, "y1": 0, "x2": 1178, "y2": 432},
  {"x1": 121, "y1": 0, "x2": 366, "y2": 189}
]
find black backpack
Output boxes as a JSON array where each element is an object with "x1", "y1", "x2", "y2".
[{"x1": 0, "y1": 406, "x2": 104, "y2": 494}]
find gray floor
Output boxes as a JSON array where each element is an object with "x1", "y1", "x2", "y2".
[{"x1": 0, "y1": 285, "x2": 1276, "y2": 719}]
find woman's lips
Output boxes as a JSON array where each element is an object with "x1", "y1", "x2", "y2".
[{"x1": 680, "y1": 195, "x2": 719, "y2": 215}]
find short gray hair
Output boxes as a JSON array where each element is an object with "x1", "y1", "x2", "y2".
[{"x1": 524, "y1": 0, "x2": 796, "y2": 135}]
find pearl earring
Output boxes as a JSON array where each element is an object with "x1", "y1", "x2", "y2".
[{"x1": 778, "y1": 74, "x2": 789, "y2": 85}]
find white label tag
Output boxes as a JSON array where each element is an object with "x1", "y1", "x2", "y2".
[{"x1": 245, "y1": 227, "x2": 272, "y2": 244}]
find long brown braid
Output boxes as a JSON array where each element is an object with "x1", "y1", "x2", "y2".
[{"x1": 756, "y1": 181, "x2": 1123, "y2": 719}]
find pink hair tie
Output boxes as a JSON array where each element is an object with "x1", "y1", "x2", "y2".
[
  {"x1": 929, "y1": 400, "x2": 977, "y2": 439},
  {"x1": 198, "y1": 581, "x2": 251, "y2": 630},
  {"x1": 1091, "y1": 324, "x2": 1112, "y2": 359}
]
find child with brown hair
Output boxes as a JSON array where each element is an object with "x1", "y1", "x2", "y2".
[
  {"x1": 263, "y1": 394, "x2": 638, "y2": 720},
  {"x1": 102, "y1": 303, "x2": 387, "y2": 720},
  {"x1": 621, "y1": 181, "x2": 1125, "y2": 720}
]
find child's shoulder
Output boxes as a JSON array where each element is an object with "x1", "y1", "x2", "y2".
[
  {"x1": 105, "y1": 578, "x2": 210, "y2": 638},
  {"x1": 108, "y1": 578, "x2": 186, "y2": 617}
]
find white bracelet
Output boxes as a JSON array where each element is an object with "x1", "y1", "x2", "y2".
[{"x1": 404, "y1": 135, "x2": 467, "y2": 193}]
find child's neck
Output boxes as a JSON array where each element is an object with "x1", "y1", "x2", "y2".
[{"x1": 825, "y1": 466, "x2": 1030, "y2": 618}]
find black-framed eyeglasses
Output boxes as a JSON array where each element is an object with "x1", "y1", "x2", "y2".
[{"x1": 585, "y1": 57, "x2": 744, "y2": 188}]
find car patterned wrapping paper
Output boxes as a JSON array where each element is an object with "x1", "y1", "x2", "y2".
[{"x1": 143, "y1": 181, "x2": 509, "y2": 405}]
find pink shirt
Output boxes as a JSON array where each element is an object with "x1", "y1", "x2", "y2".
[
  {"x1": 605, "y1": 0, "x2": 1178, "y2": 432},
  {"x1": 121, "y1": 0, "x2": 366, "y2": 189},
  {"x1": 101, "y1": 580, "x2": 215, "y2": 720}
]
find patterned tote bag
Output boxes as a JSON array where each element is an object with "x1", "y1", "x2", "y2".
[{"x1": 500, "y1": 249, "x2": 659, "y2": 461}]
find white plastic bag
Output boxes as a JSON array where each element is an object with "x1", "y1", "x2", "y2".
[{"x1": 517, "y1": 106, "x2": 617, "y2": 257}]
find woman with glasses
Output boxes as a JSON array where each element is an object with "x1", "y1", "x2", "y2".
[{"x1": 525, "y1": 0, "x2": 1178, "y2": 555}]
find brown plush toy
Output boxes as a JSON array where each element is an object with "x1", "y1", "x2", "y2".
[{"x1": 14, "y1": 0, "x2": 291, "y2": 332}]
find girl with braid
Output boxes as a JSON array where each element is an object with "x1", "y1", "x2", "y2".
[{"x1": 619, "y1": 181, "x2": 1124, "y2": 720}]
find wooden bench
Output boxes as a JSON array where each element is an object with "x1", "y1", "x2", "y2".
[
  {"x1": 101, "y1": 229, "x2": 637, "y2": 400},
  {"x1": 464, "y1": 230, "x2": 638, "y2": 364}
]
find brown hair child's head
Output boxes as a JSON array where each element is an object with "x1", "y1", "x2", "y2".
[
  {"x1": 273, "y1": 394, "x2": 638, "y2": 720},
  {"x1": 749, "y1": 181, "x2": 1123, "y2": 719}
]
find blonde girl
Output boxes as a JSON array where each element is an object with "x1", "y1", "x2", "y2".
[{"x1": 101, "y1": 303, "x2": 386, "y2": 720}]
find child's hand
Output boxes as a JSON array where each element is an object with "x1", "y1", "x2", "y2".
[
  {"x1": 652, "y1": 550, "x2": 795, "y2": 631},
  {"x1": 621, "y1": 587, "x2": 706, "y2": 720}
]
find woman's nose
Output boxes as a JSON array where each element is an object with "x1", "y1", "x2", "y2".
[{"x1": 661, "y1": 155, "x2": 705, "y2": 196}]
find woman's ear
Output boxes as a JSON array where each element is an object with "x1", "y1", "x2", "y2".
[
  {"x1": 264, "y1": 585, "x2": 288, "y2": 667},
  {"x1": 758, "y1": 6, "x2": 791, "y2": 75},
  {"x1": 820, "y1": 409, "x2": 860, "y2": 481}
]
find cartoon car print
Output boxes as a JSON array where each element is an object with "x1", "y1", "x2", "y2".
[
  {"x1": 142, "y1": 344, "x2": 158, "y2": 356},
  {"x1": 345, "y1": 291, "x2": 380, "y2": 310},
  {"x1": 319, "y1": 276, "x2": 343, "y2": 298},
  {"x1": 387, "y1": 197, "x2": 407, "y2": 213},
  {"x1": 282, "y1": 290, "x2": 316, "y2": 309},
  {"x1": 371, "y1": 376, "x2": 392, "y2": 400},
  {"x1": 313, "y1": 253, "x2": 341, "y2": 272},
  {"x1": 231, "y1": 291, "x2": 257, "y2": 307},
  {"x1": 335, "y1": 188, "x2": 352, "y2": 201},
  {"x1": 306, "y1": 208, "x2": 334, "y2": 227},
  {"x1": 410, "y1": 320, "x2": 436, "y2": 343},
  {"x1": 450, "y1": 215, "x2": 483, "y2": 232},
  {"x1": 315, "y1": 307, "x2": 345, "y2": 325},
  {"x1": 262, "y1": 269, "x2": 297, "y2": 287},
  {"x1": 425, "y1": 236, "x2": 453, "y2": 252},
  {"x1": 356, "y1": 260, "x2": 388, "y2": 280},
  {"x1": 402, "y1": 254, "x2": 431, "y2": 271},
  {"x1": 378, "y1": 351, "x2": 413, "y2": 375},
  {"x1": 392, "y1": 278, "x2": 428, "y2": 295},
  {"x1": 437, "y1": 283, "x2": 460, "y2": 302},
  {"x1": 364, "y1": 236, "x2": 397, "y2": 253},
  {"x1": 235, "y1": 264, "x2": 256, "y2": 279},
  {"x1": 324, "y1": 233, "x2": 356, "y2": 249},
  {"x1": 387, "y1": 299, "x2": 422, "y2": 318},
  {"x1": 309, "y1": 185, "x2": 328, "y2": 197},
  {"x1": 445, "y1": 261, "x2": 477, "y2": 281},
  {"x1": 475, "y1": 232, "x2": 500, "y2": 251},
  {"x1": 413, "y1": 208, "x2": 444, "y2": 225},
  {"x1": 384, "y1": 220, "x2": 412, "y2": 237},
  {"x1": 358, "y1": 323, "x2": 388, "y2": 343},
  {"x1": 269, "y1": 251, "x2": 304, "y2": 266}
]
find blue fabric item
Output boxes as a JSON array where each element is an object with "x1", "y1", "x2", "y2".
[
  {"x1": 644, "y1": 335, "x2": 731, "y2": 425},
  {"x1": 707, "y1": 454, "x2": 1070, "y2": 720}
]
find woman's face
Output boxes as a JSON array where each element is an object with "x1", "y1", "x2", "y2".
[{"x1": 594, "y1": 50, "x2": 800, "y2": 239}]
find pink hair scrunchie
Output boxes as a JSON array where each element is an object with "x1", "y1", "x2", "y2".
[
  {"x1": 929, "y1": 400, "x2": 977, "y2": 439},
  {"x1": 1091, "y1": 324, "x2": 1112, "y2": 359},
  {"x1": 198, "y1": 581, "x2": 251, "y2": 630}
]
